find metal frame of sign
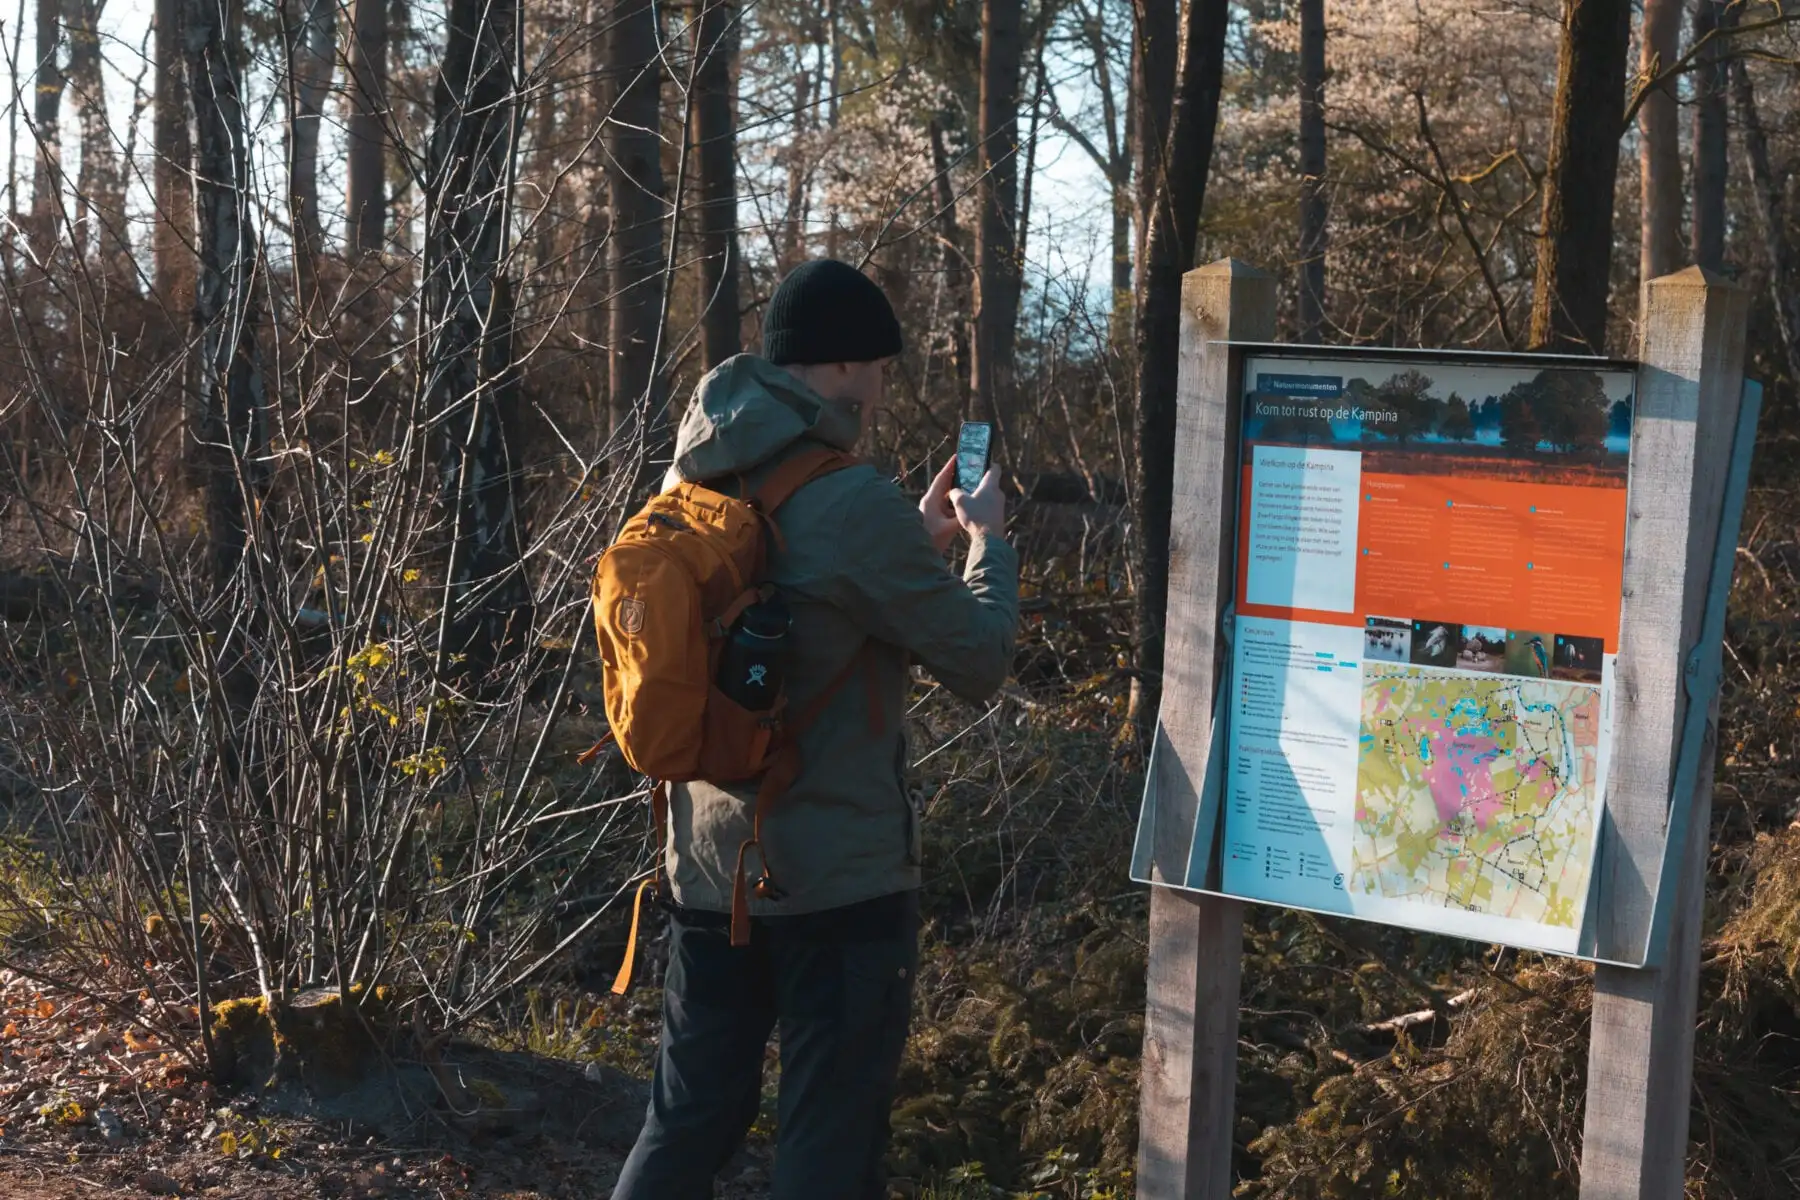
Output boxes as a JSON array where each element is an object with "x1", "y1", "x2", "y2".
[{"x1": 1130, "y1": 341, "x2": 1762, "y2": 971}]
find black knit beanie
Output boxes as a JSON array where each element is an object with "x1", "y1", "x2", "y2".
[{"x1": 762, "y1": 259, "x2": 905, "y2": 366}]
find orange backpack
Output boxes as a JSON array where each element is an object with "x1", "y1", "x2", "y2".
[{"x1": 590, "y1": 446, "x2": 874, "y2": 980}]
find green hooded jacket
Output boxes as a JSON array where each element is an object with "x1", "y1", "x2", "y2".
[{"x1": 661, "y1": 355, "x2": 1020, "y2": 915}]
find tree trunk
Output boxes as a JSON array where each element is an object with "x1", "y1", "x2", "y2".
[
  {"x1": 1132, "y1": 0, "x2": 1175, "y2": 274},
  {"x1": 1129, "y1": 0, "x2": 1231, "y2": 730},
  {"x1": 1527, "y1": 0, "x2": 1631, "y2": 353},
  {"x1": 1689, "y1": 0, "x2": 1732, "y2": 272},
  {"x1": 186, "y1": 0, "x2": 268, "y2": 584},
  {"x1": 153, "y1": 0, "x2": 193, "y2": 311},
  {"x1": 1112, "y1": 50, "x2": 1133, "y2": 350},
  {"x1": 1729, "y1": 57, "x2": 1800, "y2": 386},
  {"x1": 780, "y1": 64, "x2": 811, "y2": 270},
  {"x1": 692, "y1": 0, "x2": 740, "y2": 371},
  {"x1": 1638, "y1": 0, "x2": 1684, "y2": 308},
  {"x1": 928, "y1": 114, "x2": 971, "y2": 417},
  {"x1": 606, "y1": 0, "x2": 666, "y2": 437},
  {"x1": 423, "y1": 0, "x2": 531, "y2": 681},
  {"x1": 1296, "y1": 0, "x2": 1327, "y2": 342},
  {"x1": 582, "y1": 0, "x2": 610, "y2": 420},
  {"x1": 971, "y1": 0, "x2": 1023, "y2": 452},
  {"x1": 69, "y1": 0, "x2": 130, "y2": 280},
  {"x1": 1016, "y1": 40, "x2": 1047, "y2": 275},
  {"x1": 283, "y1": 0, "x2": 334, "y2": 290},
  {"x1": 31, "y1": 0, "x2": 65, "y2": 255},
  {"x1": 822, "y1": 0, "x2": 842, "y2": 259},
  {"x1": 344, "y1": 0, "x2": 388, "y2": 257}
]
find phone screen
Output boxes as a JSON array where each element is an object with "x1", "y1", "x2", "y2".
[{"x1": 956, "y1": 422, "x2": 992, "y2": 493}]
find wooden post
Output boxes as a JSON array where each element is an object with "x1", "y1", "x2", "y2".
[
  {"x1": 1580, "y1": 267, "x2": 1746, "y2": 1199},
  {"x1": 1137, "y1": 260, "x2": 1275, "y2": 1199}
]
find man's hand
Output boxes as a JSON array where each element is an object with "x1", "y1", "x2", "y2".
[
  {"x1": 919, "y1": 457, "x2": 960, "y2": 555},
  {"x1": 950, "y1": 468, "x2": 1005, "y2": 539}
]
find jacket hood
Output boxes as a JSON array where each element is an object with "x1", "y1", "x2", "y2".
[{"x1": 670, "y1": 355, "x2": 860, "y2": 481}]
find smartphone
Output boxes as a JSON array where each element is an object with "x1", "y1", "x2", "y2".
[{"x1": 956, "y1": 421, "x2": 992, "y2": 493}]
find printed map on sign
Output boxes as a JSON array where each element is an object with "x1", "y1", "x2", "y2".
[{"x1": 1352, "y1": 665, "x2": 1602, "y2": 931}]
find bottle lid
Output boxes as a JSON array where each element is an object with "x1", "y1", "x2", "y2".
[{"x1": 741, "y1": 593, "x2": 790, "y2": 637}]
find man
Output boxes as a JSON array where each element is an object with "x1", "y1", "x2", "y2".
[{"x1": 612, "y1": 259, "x2": 1019, "y2": 1198}]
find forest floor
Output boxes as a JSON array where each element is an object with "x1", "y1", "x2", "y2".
[{"x1": 0, "y1": 965, "x2": 724, "y2": 1200}]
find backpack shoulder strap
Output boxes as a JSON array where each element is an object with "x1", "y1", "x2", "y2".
[{"x1": 749, "y1": 445, "x2": 860, "y2": 515}]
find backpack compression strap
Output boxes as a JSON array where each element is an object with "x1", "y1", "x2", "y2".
[{"x1": 729, "y1": 641, "x2": 885, "y2": 946}]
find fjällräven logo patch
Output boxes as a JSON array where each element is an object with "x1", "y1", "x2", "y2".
[{"x1": 618, "y1": 596, "x2": 645, "y2": 635}]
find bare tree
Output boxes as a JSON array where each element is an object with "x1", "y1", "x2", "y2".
[
  {"x1": 1297, "y1": 0, "x2": 1327, "y2": 342},
  {"x1": 186, "y1": 0, "x2": 268, "y2": 582},
  {"x1": 69, "y1": 0, "x2": 129, "y2": 278},
  {"x1": 1048, "y1": 0, "x2": 1132, "y2": 345},
  {"x1": 424, "y1": 0, "x2": 532, "y2": 678},
  {"x1": 972, "y1": 0, "x2": 1024, "y2": 447},
  {"x1": 1129, "y1": 0, "x2": 1231, "y2": 728},
  {"x1": 1528, "y1": 0, "x2": 1631, "y2": 353},
  {"x1": 1638, "y1": 0, "x2": 1684, "y2": 306},
  {"x1": 344, "y1": 0, "x2": 388, "y2": 257},
  {"x1": 1132, "y1": 0, "x2": 1174, "y2": 275},
  {"x1": 153, "y1": 0, "x2": 192, "y2": 309},
  {"x1": 1689, "y1": 0, "x2": 1733, "y2": 272},
  {"x1": 282, "y1": 0, "x2": 335, "y2": 289},
  {"x1": 779, "y1": 60, "x2": 811, "y2": 271},
  {"x1": 1729, "y1": 55, "x2": 1800, "y2": 385},
  {"x1": 692, "y1": 0, "x2": 741, "y2": 371},
  {"x1": 343, "y1": 0, "x2": 390, "y2": 260},
  {"x1": 929, "y1": 112, "x2": 973, "y2": 414},
  {"x1": 30, "y1": 0, "x2": 65, "y2": 253},
  {"x1": 606, "y1": 0, "x2": 667, "y2": 436}
]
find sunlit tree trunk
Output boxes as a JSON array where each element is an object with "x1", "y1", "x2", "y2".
[
  {"x1": 780, "y1": 64, "x2": 810, "y2": 270},
  {"x1": 1129, "y1": 0, "x2": 1230, "y2": 730},
  {"x1": 1637, "y1": 0, "x2": 1684, "y2": 312},
  {"x1": 971, "y1": 0, "x2": 1023, "y2": 454},
  {"x1": 32, "y1": 0, "x2": 66, "y2": 256},
  {"x1": 1297, "y1": 0, "x2": 1327, "y2": 342},
  {"x1": 283, "y1": 0, "x2": 335, "y2": 298},
  {"x1": 822, "y1": 0, "x2": 842, "y2": 258},
  {"x1": 606, "y1": 0, "x2": 666, "y2": 437},
  {"x1": 344, "y1": 0, "x2": 389, "y2": 257},
  {"x1": 70, "y1": 0, "x2": 130, "y2": 280},
  {"x1": 1528, "y1": 0, "x2": 1631, "y2": 353},
  {"x1": 692, "y1": 0, "x2": 740, "y2": 371},
  {"x1": 1112, "y1": 32, "x2": 1133, "y2": 349},
  {"x1": 1132, "y1": 0, "x2": 1174, "y2": 274},
  {"x1": 423, "y1": 0, "x2": 531, "y2": 680},
  {"x1": 928, "y1": 114, "x2": 972, "y2": 417},
  {"x1": 1689, "y1": 0, "x2": 1732, "y2": 272},
  {"x1": 1729, "y1": 56, "x2": 1800, "y2": 386},
  {"x1": 186, "y1": 0, "x2": 268, "y2": 583},
  {"x1": 153, "y1": 0, "x2": 193, "y2": 312}
]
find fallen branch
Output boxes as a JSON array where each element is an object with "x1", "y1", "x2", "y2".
[{"x1": 1360, "y1": 987, "x2": 1478, "y2": 1037}]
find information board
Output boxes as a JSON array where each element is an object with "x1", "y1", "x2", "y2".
[{"x1": 1191, "y1": 352, "x2": 1636, "y2": 954}]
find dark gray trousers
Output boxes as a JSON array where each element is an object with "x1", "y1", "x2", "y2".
[{"x1": 611, "y1": 890, "x2": 920, "y2": 1200}]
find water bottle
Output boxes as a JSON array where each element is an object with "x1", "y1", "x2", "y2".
[{"x1": 716, "y1": 592, "x2": 789, "y2": 711}]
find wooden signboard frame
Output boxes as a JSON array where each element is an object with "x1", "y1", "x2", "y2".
[{"x1": 1134, "y1": 260, "x2": 1753, "y2": 1200}]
